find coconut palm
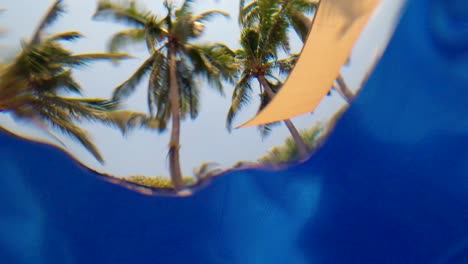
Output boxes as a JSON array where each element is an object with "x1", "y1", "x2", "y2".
[
  {"x1": 227, "y1": 25, "x2": 309, "y2": 158},
  {"x1": 93, "y1": 0, "x2": 237, "y2": 190},
  {"x1": 0, "y1": 0, "x2": 130, "y2": 163},
  {"x1": 239, "y1": 0, "x2": 355, "y2": 103}
]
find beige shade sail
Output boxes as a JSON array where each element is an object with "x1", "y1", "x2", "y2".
[{"x1": 240, "y1": 0, "x2": 381, "y2": 128}]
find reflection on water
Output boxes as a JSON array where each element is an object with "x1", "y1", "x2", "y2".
[{"x1": 0, "y1": 0, "x2": 399, "y2": 196}]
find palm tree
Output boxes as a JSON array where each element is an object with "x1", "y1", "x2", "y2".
[
  {"x1": 227, "y1": 24, "x2": 309, "y2": 158},
  {"x1": 259, "y1": 124, "x2": 323, "y2": 165},
  {"x1": 239, "y1": 0, "x2": 355, "y2": 103},
  {"x1": 93, "y1": 0, "x2": 236, "y2": 190},
  {"x1": 0, "y1": 0, "x2": 129, "y2": 163}
]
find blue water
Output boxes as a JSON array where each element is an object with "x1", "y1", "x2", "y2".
[{"x1": 1, "y1": 0, "x2": 468, "y2": 263}]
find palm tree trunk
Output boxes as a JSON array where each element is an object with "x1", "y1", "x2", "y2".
[
  {"x1": 168, "y1": 47, "x2": 185, "y2": 190},
  {"x1": 257, "y1": 75, "x2": 309, "y2": 159},
  {"x1": 335, "y1": 74, "x2": 355, "y2": 104},
  {"x1": 282, "y1": 118, "x2": 309, "y2": 159}
]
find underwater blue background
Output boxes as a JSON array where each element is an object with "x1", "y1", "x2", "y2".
[{"x1": 1, "y1": 0, "x2": 468, "y2": 263}]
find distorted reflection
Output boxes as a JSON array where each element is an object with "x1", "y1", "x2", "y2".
[{"x1": 0, "y1": 0, "x2": 401, "y2": 196}]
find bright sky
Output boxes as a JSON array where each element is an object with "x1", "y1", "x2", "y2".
[{"x1": 0, "y1": 0, "x2": 405, "y2": 179}]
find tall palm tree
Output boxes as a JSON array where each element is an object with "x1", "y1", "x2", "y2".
[
  {"x1": 0, "y1": 0, "x2": 129, "y2": 163},
  {"x1": 227, "y1": 24, "x2": 309, "y2": 158},
  {"x1": 239, "y1": 0, "x2": 355, "y2": 103},
  {"x1": 93, "y1": 0, "x2": 236, "y2": 190}
]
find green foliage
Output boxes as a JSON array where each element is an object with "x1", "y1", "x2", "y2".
[
  {"x1": 258, "y1": 125, "x2": 323, "y2": 165},
  {"x1": 104, "y1": 110, "x2": 167, "y2": 134},
  {"x1": 94, "y1": 0, "x2": 237, "y2": 124},
  {"x1": 241, "y1": 0, "x2": 354, "y2": 102},
  {"x1": 240, "y1": 0, "x2": 318, "y2": 44},
  {"x1": 0, "y1": 0, "x2": 130, "y2": 163},
  {"x1": 259, "y1": 105, "x2": 349, "y2": 165},
  {"x1": 226, "y1": 27, "x2": 298, "y2": 132},
  {"x1": 126, "y1": 175, "x2": 195, "y2": 189},
  {"x1": 227, "y1": 0, "x2": 307, "y2": 138},
  {"x1": 95, "y1": 0, "x2": 237, "y2": 189},
  {"x1": 194, "y1": 162, "x2": 223, "y2": 179}
]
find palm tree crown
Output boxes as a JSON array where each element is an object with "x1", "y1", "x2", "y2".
[
  {"x1": 240, "y1": 0, "x2": 355, "y2": 102},
  {"x1": 228, "y1": 0, "x2": 311, "y2": 158},
  {"x1": 0, "y1": 0, "x2": 129, "y2": 163},
  {"x1": 240, "y1": 0, "x2": 318, "y2": 51}
]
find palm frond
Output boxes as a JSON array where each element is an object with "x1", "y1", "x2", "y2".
[
  {"x1": 286, "y1": 0, "x2": 318, "y2": 14},
  {"x1": 192, "y1": 10, "x2": 230, "y2": 24},
  {"x1": 144, "y1": 23, "x2": 166, "y2": 51},
  {"x1": 108, "y1": 28, "x2": 146, "y2": 52},
  {"x1": 39, "y1": 109, "x2": 104, "y2": 163},
  {"x1": 34, "y1": 69, "x2": 82, "y2": 94},
  {"x1": 30, "y1": 0, "x2": 65, "y2": 44},
  {"x1": 93, "y1": 0, "x2": 151, "y2": 27},
  {"x1": 239, "y1": 27, "x2": 262, "y2": 61},
  {"x1": 286, "y1": 9, "x2": 312, "y2": 42},
  {"x1": 239, "y1": 0, "x2": 258, "y2": 25},
  {"x1": 272, "y1": 54, "x2": 299, "y2": 76},
  {"x1": 176, "y1": 0, "x2": 195, "y2": 16},
  {"x1": 258, "y1": 122, "x2": 280, "y2": 138},
  {"x1": 22, "y1": 95, "x2": 105, "y2": 163},
  {"x1": 148, "y1": 51, "x2": 170, "y2": 121},
  {"x1": 146, "y1": 53, "x2": 165, "y2": 117},
  {"x1": 227, "y1": 72, "x2": 253, "y2": 131},
  {"x1": 45, "y1": 31, "x2": 83, "y2": 43},
  {"x1": 177, "y1": 59, "x2": 199, "y2": 120},
  {"x1": 239, "y1": 0, "x2": 317, "y2": 48},
  {"x1": 68, "y1": 52, "x2": 132, "y2": 67},
  {"x1": 185, "y1": 43, "x2": 237, "y2": 96},
  {"x1": 113, "y1": 54, "x2": 156, "y2": 100},
  {"x1": 37, "y1": 93, "x2": 118, "y2": 121},
  {"x1": 0, "y1": 1, "x2": 142, "y2": 164},
  {"x1": 104, "y1": 110, "x2": 166, "y2": 134},
  {"x1": 262, "y1": 12, "x2": 290, "y2": 53}
]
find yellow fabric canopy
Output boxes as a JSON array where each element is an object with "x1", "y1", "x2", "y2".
[{"x1": 240, "y1": 0, "x2": 380, "y2": 127}]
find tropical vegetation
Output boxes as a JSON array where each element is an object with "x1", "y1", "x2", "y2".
[
  {"x1": 227, "y1": 0, "x2": 317, "y2": 159},
  {"x1": 0, "y1": 0, "x2": 130, "y2": 162},
  {"x1": 239, "y1": 0, "x2": 355, "y2": 103},
  {"x1": 258, "y1": 125, "x2": 323, "y2": 165},
  {"x1": 0, "y1": 0, "x2": 346, "y2": 192},
  {"x1": 93, "y1": 0, "x2": 237, "y2": 190},
  {"x1": 126, "y1": 175, "x2": 196, "y2": 189},
  {"x1": 259, "y1": 104, "x2": 348, "y2": 165}
]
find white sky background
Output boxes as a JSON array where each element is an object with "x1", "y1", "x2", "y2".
[{"x1": 0, "y1": 0, "x2": 405, "y2": 178}]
